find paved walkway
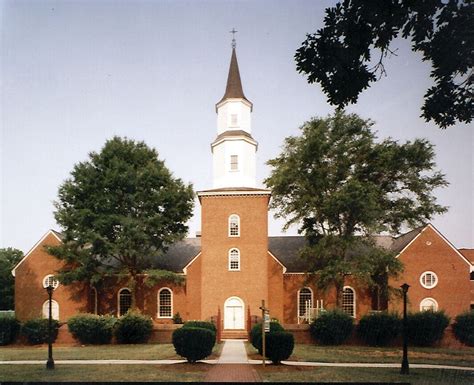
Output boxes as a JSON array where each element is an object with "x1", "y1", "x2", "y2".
[{"x1": 204, "y1": 339, "x2": 262, "y2": 382}]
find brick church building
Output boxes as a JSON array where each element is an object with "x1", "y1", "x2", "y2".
[{"x1": 12, "y1": 46, "x2": 474, "y2": 332}]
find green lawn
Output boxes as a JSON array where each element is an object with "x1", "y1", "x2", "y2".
[
  {"x1": 0, "y1": 363, "x2": 208, "y2": 382},
  {"x1": 0, "y1": 342, "x2": 223, "y2": 361},
  {"x1": 256, "y1": 366, "x2": 474, "y2": 384},
  {"x1": 246, "y1": 343, "x2": 474, "y2": 367}
]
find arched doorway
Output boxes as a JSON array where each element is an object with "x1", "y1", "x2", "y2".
[{"x1": 224, "y1": 296, "x2": 244, "y2": 329}]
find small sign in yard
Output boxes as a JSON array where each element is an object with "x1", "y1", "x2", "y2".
[{"x1": 264, "y1": 310, "x2": 270, "y2": 332}]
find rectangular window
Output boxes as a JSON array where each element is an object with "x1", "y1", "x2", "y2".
[
  {"x1": 230, "y1": 155, "x2": 238, "y2": 171},
  {"x1": 230, "y1": 114, "x2": 238, "y2": 126}
]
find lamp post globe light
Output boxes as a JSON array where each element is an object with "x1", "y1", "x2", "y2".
[
  {"x1": 400, "y1": 283, "x2": 410, "y2": 375},
  {"x1": 46, "y1": 284, "x2": 55, "y2": 370}
]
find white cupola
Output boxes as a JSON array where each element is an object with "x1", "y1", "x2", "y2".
[{"x1": 212, "y1": 46, "x2": 257, "y2": 188}]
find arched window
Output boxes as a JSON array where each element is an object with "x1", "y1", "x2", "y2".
[
  {"x1": 298, "y1": 287, "x2": 313, "y2": 317},
  {"x1": 42, "y1": 274, "x2": 59, "y2": 290},
  {"x1": 342, "y1": 287, "x2": 356, "y2": 317},
  {"x1": 420, "y1": 271, "x2": 438, "y2": 289},
  {"x1": 228, "y1": 248, "x2": 240, "y2": 271},
  {"x1": 42, "y1": 300, "x2": 59, "y2": 320},
  {"x1": 420, "y1": 297, "x2": 438, "y2": 311},
  {"x1": 228, "y1": 214, "x2": 240, "y2": 237},
  {"x1": 90, "y1": 287, "x2": 98, "y2": 314},
  {"x1": 118, "y1": 288, "x2": 132, "y2": 316},
  {"x1": 158, "y1": 288, "x2": 172, "y2": 318}
]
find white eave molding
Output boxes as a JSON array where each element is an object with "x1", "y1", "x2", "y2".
[
  {"x1": 11, "y1": 230, "x2": 63, "y2": 277},
  {"x1": 267, "y1": 250, "x2": 287, "y2": 274},
  {"x1": 182, "y1": 252, "x2": 202, "y2": 275},
  {"x1": 396, "y1": 223, "x2": 473, "y2": 271}
]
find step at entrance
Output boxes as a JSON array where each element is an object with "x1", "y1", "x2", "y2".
[{"x1": 221, "y1": 329, "x2": 248, "y2": 340}]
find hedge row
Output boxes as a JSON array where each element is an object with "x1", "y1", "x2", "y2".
[{"x1": 310, "y1": 310, "x2": 456, "y2": 347}]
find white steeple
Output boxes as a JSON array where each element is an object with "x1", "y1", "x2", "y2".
[{"x1": 212, "y1": 43, "x2": 257, "y2": 188}]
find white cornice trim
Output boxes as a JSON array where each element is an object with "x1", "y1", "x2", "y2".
[
  {"x1": 182, "y1": 252, "x2": 202, "y2": 274},
  {"x1": 211, "y1": 135, "x2": 258, "y2": 151},
  {"x1": 268, "y1": 251, "x2": 287, "y2": 273},
  {"x1": 215, "y1": 98, "x2": 253, "y2": 112},
  {"x1": 11, "y1": 230, "x2": 62, "y2": 277},
  {"x1": 197, "y1": 190, "x2": 271, "y2": 198}
]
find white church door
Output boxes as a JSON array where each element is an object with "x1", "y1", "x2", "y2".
[{"x1": 224, "y1": 297, "x2": 244, "y2": 329}]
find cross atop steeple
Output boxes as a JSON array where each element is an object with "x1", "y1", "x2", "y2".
[{"x1": 230, "y1": 28, "x2": 238, "y2": 48}]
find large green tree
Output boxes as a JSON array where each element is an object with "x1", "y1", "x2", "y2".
[
  {"x1": 50, "y1": 137, "x2": 194, "y2": 306},
  {"x1": 295, "y1": 0, "x2": 473, "y2": 128},
  {"x1": 265, "y1": 112, "x2": 448, "y2": 307},
  {"x1": 0, "y1": 248, "x2": 23, "y2": 310}
]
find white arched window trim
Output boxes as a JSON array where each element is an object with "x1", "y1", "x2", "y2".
[
  {"x1": 158, "y1": 287, "x2": 173, "y2": 318},
  {"x1": 228, "y1": 248, "x2": 241, "y2": 271},
  {"x1": 342, "y1": 286, "x2": 356, "y2": 318},
  {"x1": 42, "y1": 299, "x2": 59, "y2": 320},
  {"x1": 228, "y1": 214, "x2": 240, "y2": 237},
  {"x1": 420, "y1": 297, "x2": 438, "y2": 312},
  {"x1": 297, "y1": 287, "x2": 313, "y2": 321},
  {"x1": 118, "y1": 288, "x2": 132, "y2": 317},
  {"x1": 42, "y1": 274, "x2": 59, "y2": 290}
]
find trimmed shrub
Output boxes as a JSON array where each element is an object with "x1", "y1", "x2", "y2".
[
  {"x1": 265, "y1": 331, "x2": 295, "y2": 364},
  {"x1": 21, "y1": 318, "x2": 59, "y2": 345},
  {"x1": 172, "y1": 312, "x2": 183, "y2": 324},
  {"x1": 172, "y1": 327, "x2": 215, "y2": 363},
  {"x1": 310, "y1": 310, "x2": 353, "y2": 345},
  {"x1": 453, "y1": 311, "x2": 474, "y2": 346},
  {"x1": 68, "y1": 314, "x2": 116, "y2": 344},
  {"x1": 406, "y1": 311, "x2": 450, "y2": 347},
  {"x1": 0, "y1": 316, "x2": 20, "y2": 345},
  {"x1": 182, "y1": 321, "x2": 216, "y2": 332},
  {"x1": 357, "y1": 312, "x2": 401, "y2": 346},
  {"x1": 250, "y1": 321, "x2": 285, "y2": 354},
  {"x1": 114, "y1": 312, "x2": 153, "y2": 344}
]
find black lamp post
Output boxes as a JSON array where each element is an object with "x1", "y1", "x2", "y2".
[
  {"x1": 400, "y1": 283, "x2": 410, "y2": 375},
  {"x1": 46, "y1": 285, "x2": 55, "y2": 370}
]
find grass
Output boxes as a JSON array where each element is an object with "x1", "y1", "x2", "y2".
[
  {"x1": 0, "y1": 363, "x2": 208, "y2": 382},
  {"x1": 0, "y1": 342, "x2": 223, "y2": 361},
  {"x1": 256, "y1": 365, "x2": 474, "y2": 384},
  {"x1": 246, "y1": 342, "x2": 474, "y2": 367}
]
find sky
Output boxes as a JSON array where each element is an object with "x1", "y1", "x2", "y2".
[{"x1": 1, "y1": 0, "x2": 473, "y2": 254}]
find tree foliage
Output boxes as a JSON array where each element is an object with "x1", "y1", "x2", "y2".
[
  {"x1": 0, "y1": 248, "x2": 23, "y2": 310},
  {"x1": 49, "y1": 137, "x2": 194, "y2": 305},
  {"x1": 295, "y1": 0, "x2": 473, "y2": 128},
  {"x1": 265, "y1": 112, "x2": 447, "y2": 305}
]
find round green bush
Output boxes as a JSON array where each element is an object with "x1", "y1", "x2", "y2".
[
  {"x1": 21, "y1": 318, "x2": 59, "y2": 345},
  {"x1": 310, "y1": 310, "x2": 354, "y2": 345},
  {"x1": 406, "y1": 311, "x2": 450, "y2": 347},
  {"x1": 453, "y1": 311, "x2": 474, "y2": 346},
  {"x1": 357, "y1": 312, "x2": 401, "y2": 346},
  {"x1": 114, "y1": 312, "x2": 153, "y2": 344},
  {"x1": 172, "y1": 327, "x2": 215, "y2": 362},
  {"x1": 68, "y1": 314, "x2": 116, "y2": 344},
  {"x1": 250, "y1": 321, "x2": 285, "y2": 354},
  {"x1": 265, "y1": 331, "x2": 295, "y2": 364},
  {"x1": 183, "y1": 320, "x2": 216, "y2": 344},
  {"x1": 0, "y1": 316, "x2": 20, "y2": 345}
]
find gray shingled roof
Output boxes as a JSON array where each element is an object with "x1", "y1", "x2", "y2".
[{"x1": 149, "y1": 238, "x2": 201, "y2": 272}]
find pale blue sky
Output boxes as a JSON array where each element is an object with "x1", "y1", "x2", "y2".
[{"x1": 1, "y1": 0, "x2": 473, "y2": 253}]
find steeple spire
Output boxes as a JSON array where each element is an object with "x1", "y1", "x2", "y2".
[{"x1": 216, "y1": 36, "x2": 252, "y2": 108}]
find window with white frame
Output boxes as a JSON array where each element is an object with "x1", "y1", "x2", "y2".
[
  {"x1": 118, "y1": 288, "x2": 132, "y2": 316},
  {"x1": 230, "y1": 155, "x2": 239, "y2": 171},
  {"x1": 228, "y1": 248, "x2": 240, "y2": 271},
  {"x1": 298, "y1": 287, "x2": 313, "y2": 317},
  {"x1": 42, "y1": 299, "x2": 59, "y2": 320},
  {"x1": 420, "y1": 271, "x2": 438, "y2": 289},
  {"x1": 420, "y1": 297, "x2": 438, "y2": 311},
  {"x1": 158, "y1": 288, "x2": 172, "y2": 318},
  {"x1": 42, "y1": 274, "x2": 59, "y2": 290},
  {"x1": 342, "y1": 287, "x2": 356, "y2": 317},
  {"x1": 229, "y1": 214, "x2": 240, "y2": 237}
]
